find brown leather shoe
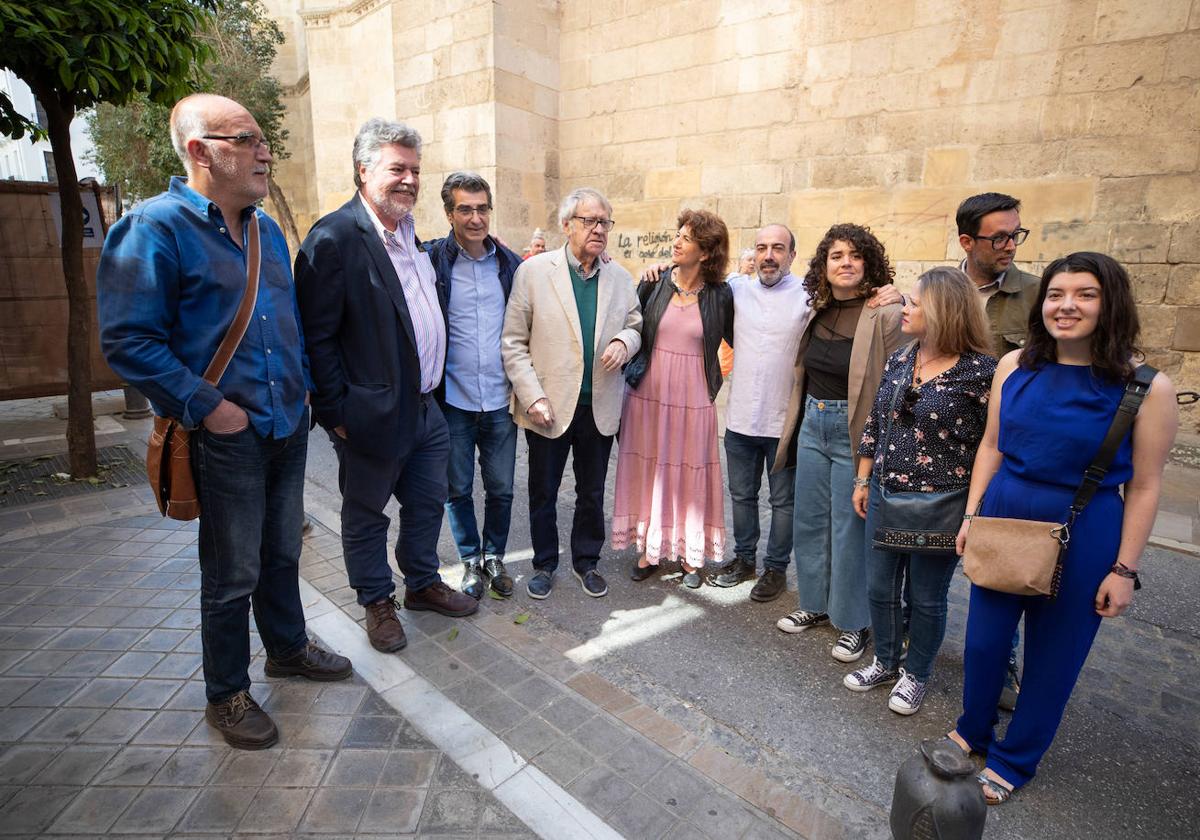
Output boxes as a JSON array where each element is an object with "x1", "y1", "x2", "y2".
[
  {"x1": 403, "y1": 580, "x2": 479, "y2": 617},
  {"x1": 206, "y1": 690, "x2": 278, "y2": 750},
  {"x1": 365, "y1": 596, "x2": 408, "y2": 652},
  {"x1": 264, "y1": 641, "x2": 353, "y2": 681}
]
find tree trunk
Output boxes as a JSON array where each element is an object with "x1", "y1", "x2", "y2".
[
  {"x1": 32, "y1": 83, "x2": 97, "y2": 478},
  {"x1": 266, "y1": 173, "x2": 301, "y2": 254}
]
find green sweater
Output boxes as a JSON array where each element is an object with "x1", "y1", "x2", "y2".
[{"x1": 567, "y1": 255, "x2": 599, "y2": 405}]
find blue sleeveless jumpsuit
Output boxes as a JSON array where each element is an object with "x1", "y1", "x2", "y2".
[{"x1": 955, "y1": 362, "x2": 1134, "y2": 789}]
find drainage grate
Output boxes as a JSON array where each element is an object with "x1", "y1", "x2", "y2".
[{"x1": 0, "y1": 445, "x2": 145, "y2": 508}]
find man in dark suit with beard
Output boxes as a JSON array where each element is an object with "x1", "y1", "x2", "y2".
[{"x1": 295, "y1": 118, "x2": 477, "y2": 655}]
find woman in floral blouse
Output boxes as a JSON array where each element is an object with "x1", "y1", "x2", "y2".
[{"x1": 846, "y1": 267, "x2": 996, "y2": 715}]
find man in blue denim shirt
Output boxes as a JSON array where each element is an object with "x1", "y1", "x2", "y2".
[
  {"x1": 424, "y1": 172, "x2": 521, "y2": 600},
  {"x1": 98, "y1": 94, "x2": 351, "y2": 751}
]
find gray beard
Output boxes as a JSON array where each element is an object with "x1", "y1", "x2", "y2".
[{"x1": 757, "y1": 271, "x2": 784, "y2": 287}]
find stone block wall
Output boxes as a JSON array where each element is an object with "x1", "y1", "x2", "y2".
[{"x1": 268, "y1": 0, "x2": 1200, "y2": 414}]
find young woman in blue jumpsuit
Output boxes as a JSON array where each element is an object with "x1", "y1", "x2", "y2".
[{"x1": 948, "y1": 252, "x2": 1178, "y2": 804}]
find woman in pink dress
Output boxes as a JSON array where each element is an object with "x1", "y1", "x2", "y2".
[{"x1": 612, "y1": 209, "x2": 733, "y2": 588}]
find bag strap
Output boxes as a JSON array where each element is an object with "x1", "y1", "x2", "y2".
[
  {"x1": 1068, "y1": 363, "x2": 1157, "y2": 518},
  {"x1": 876, "y1": 343, "x2": 918, "y2": 473},
  {"x1": 201, "y1": 215, "x2": 261, "y2": 386}
]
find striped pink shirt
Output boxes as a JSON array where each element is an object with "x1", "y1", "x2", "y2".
[{"x1": 361, "y1": 196, "x2": 446, "y2": 392}]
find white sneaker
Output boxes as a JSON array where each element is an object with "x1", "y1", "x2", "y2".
[
  {"x1": 832, "y1": 628, "x2": 870, "y2": 663},
  {"x1": 843, "y1": 657, "x2": 899, "y2": 692},
  {"x1": 776, "y1": 610, "x2": 829, "y2": 634},
  {"x1": 888, "y1": 668, "x2": 927, "y2": 715}
]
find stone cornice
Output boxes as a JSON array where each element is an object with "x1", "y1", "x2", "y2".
[{"x1": 299, "y1": 0, "x2": 389, "y2": 28}]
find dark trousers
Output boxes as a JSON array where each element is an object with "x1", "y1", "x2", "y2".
[
  {"x1": 444, "y1": 403, "x2": 517, "y2": 562},
  {"x1": 193, "y1": 422, "x2": 309, "y2": 703},
  {"x1": 334, "y1": 395, "x2": 449, "y2": 605},
  {"x1": 526, "y1": 405, "x2": 614, "y2": 574},
  {"x1": 723, "y1": 429, "x2": 794, "y2": 571}
]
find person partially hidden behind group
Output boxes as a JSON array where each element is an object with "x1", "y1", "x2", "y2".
[
  {"x1": 613, "y1": 209, "x2": 733, "y2": 587},
  {"x1": 847, "y1": 267, "x2": 996, "y2": 715},
  {"x1": 772, "y1": 224, "x2": 904, "y2": 662},
  {"x1": 948, "y1": 252, "x2": 1177, "y2": 804}
]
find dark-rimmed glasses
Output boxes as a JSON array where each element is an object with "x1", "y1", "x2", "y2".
[
  {"x1": 202, "y1": 131, "x2": 270, "y2": 149},
  {"x1": 453, "y1": 205, "x2": 491, "y2": 218},
  {"x1": 572, "y1": 216, "x2": 615, "y2": 231},
  {"x1": 971, "y1": 228, "x2": 1029, "y2": 249}
]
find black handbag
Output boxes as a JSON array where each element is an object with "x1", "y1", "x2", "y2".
[{"x1": 871, "y1": 346, "x2": 968, "y2": 556}]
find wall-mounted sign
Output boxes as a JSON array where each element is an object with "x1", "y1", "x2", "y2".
[{"x1": 48, "y1": 189, "x2": 104, "y2": 249}]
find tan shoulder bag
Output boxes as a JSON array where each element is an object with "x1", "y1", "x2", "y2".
[{"x1": 146, "y1": 216, "x2": 262, "y2": 521}]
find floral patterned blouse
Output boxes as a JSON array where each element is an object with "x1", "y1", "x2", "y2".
[{"x1": 858, "y1": 347, "x2": 997, "y2": 492}]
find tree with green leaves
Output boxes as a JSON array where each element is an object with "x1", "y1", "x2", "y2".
[
  {"x1": 87, "y1": 0, "x2": 301, "y2": 248},
  {"x1": 0, "y1": 0, "x2": 216, "y2": 478}
]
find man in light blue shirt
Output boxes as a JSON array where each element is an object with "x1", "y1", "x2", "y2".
[{"x1": 424, "y1": 172, "x2": 523, "y2": 599}]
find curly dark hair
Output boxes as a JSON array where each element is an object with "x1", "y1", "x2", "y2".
[
  {"x1": 677, "y1": 208, "x2": 730, "y2": 287},
  {"x1": 1019, "y1": 251, "x2": 1141, "y2": 382},
  {"x1": 803, "y1": 223, "x2": 894, "y2": 311}
]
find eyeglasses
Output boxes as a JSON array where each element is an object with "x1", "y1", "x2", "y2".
[
  {"x1": 898, "y1": 386, "x2": 921, "y2": 424},
  {"x1": 971, "y1": 228, "x2": 1029, "y2": 249},
  {"x1": 202, "y1": 131, "x2": 270, "y2": 149},
  {"x1": 453, "y1": 205, "x2": 491, "y2": 218},
  {"x1": 572, "y1": 216, "x2": 615, "y2": 231}
]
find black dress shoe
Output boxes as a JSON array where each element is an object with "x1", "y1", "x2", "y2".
[
  {"x1": 750, "y1": 568, "x2": 787, "y2": 602},
  {"x1": 264, "y1": 641, "x2": 353, "y2": 681},
  {"x1": 630, "y1": 561, "x2": 656, "y2": 581},
  {"x1": 710, "y1": 557, "x2": 756, "y2": 588},
  {"x1": 482, "y1": 555, "x2": 513, "y2": 597},
  {"x1": 206, "y1": 690, "x2": 278, "y2": 750},
  {"x1": 461, "y1": 560, "x2": 485, "y2": 600}
]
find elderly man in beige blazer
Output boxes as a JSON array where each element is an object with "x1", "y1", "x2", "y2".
[{"x1": 501, "y1": 187, "x2": 642, "y2": 600}]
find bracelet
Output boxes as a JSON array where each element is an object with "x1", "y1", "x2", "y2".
[
  {"x1": 962, "y1": 514, "x2": 973, "y2": 521},
  {"x1": 852, "y1": 477, "x2": 870, "y2": 488},
  {"x1": 1110, "y1": 562, "x2": 1142, "y2": 590}
]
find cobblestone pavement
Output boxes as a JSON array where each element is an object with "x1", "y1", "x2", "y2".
[
  {"x1": 0, "y1": 513, "x2": 533, "y2": 838},
  {"x1": 2, "y1": 398, "x2": 1198, "y2": 839}
]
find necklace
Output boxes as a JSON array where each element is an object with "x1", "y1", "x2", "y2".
[
  {"x1": 913, "y1": 346, "x2": 951, "y2": 386},
  {"x1": 671, "y1": 282, "x2": 700, "y2": 298}
]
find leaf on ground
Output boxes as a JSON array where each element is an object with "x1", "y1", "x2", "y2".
[
  {"x1": 32, "y1": 491, "x2": 47, "y2": 496},
  {"x1": 513, "y1": 612, "x2": 530, "y2": 625},
  {"x1": 86, "y1": 477, "x2": 102, "y2": 485},
  {"x1": 447, "y1": 627, "x2": 459, "y2": 642},
  {"x1": 487, "y1": 589, "x2": 505, "y2": 600}
]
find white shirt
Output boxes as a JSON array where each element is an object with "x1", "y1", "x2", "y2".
[{"x1": 724, "y1": 272, "x2": 813, "y2": 439}]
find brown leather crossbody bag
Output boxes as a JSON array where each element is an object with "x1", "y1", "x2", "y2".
[
  {"x1": 146, "y1": 217, "x2": 262, "y2": 521},
  {"x1": 962, "y1": 364, "x2": 1155, "y2": 597}
]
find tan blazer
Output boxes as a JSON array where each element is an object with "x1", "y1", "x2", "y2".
[
  {"x1": 772, "y1": 302, "x2": 903, "y2": 472},
  {"x1": 501, "y1": 247, "x2": 642, "y2": 439}
]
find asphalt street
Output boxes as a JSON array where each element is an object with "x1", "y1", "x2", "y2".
[{"x1": 303, "y1": 424, "x2": 1200, "y2": 840}]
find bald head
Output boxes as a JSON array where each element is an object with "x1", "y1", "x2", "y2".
[
  {"x1": 754, "y1": 223, "x2": 796, "y2": 286},
  {"x1": 170, "y1": 94, "x2": 250, "y2": 170}
]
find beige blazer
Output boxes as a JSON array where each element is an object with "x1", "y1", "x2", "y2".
[
  {"x1": 501, "y1": 248, "x2": 642, "y2": 439},
  {"x1": 772, "y1": 301, "x2": 903, "y2": 473}
]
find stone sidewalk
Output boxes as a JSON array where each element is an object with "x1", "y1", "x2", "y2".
[{"x1": 0, "y1": 509, "x2": 537, "y2": 838}]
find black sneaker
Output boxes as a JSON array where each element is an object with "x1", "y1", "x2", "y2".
[
  {"x1": 573, "y1": 567, "x2": 608, "y2": 597},
  {"x1": 832, "y1": 628, "x2": 870, "y2": 663},
  {"x1": 843, "y1": 657, "x2": 899, "y2": 692},
  {"x1": 749, "y1": 568, "x2": 787, "y2": 602},
  {"x1": 527, "y1": 570, "x2": 554, "y2": 600},
  {"x1": 461, "y1": 557, "x2": 485, "y2": 600},
  {"x1": 776, "y1": 609, "x2": 829, "y2": 634},
  {"x1": 710, "y1": 557, "x2": 755, "y2": 588},
  {"x1": 998, "y1": 660, "x2": 1020, "y2": 712}
]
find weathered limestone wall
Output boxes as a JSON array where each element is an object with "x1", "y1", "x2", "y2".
[
  {"x1": 271, "y1": 0, "x2": 1199, "y2": 401},
  {"x1": 558, "y1": 0, "x2": 1200, "y2": 390}
]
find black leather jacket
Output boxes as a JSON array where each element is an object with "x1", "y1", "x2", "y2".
[{"x1": 625, "y1": 268, "x2": 733, "y2": 403}]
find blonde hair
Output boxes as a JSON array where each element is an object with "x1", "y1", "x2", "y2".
[{"x1": 917, "y1": 267, "x2": 994, "y2": 357}]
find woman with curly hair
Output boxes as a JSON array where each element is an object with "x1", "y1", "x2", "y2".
[
  {"x1": 612, "y1": 209, "x2": 733, "y2": 587},
  {"x1": 771, "y1": 224, "x2": 904, "y2": 662}
]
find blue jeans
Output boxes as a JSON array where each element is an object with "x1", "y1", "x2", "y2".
[
  {"x1": 865, "y1": 478, "x2": 958, "y2": 681},
  {"x1": 792, "y1": 397, "x2": 869, "y2": 631},
  {"x1": 444, "y1": 403, "x2": 517, "y2": 562},
  {"x1": 193, "y1": 422, "x2": 309, "y2": 703},
  {"x1": 724, "y1": 429, "x2": 794, "y2": 571}
]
